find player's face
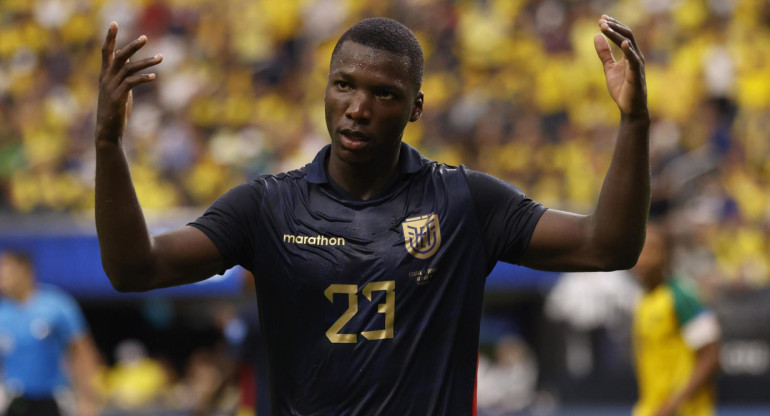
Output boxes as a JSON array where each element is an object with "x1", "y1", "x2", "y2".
[
  {"x1": 324, "y1": 41, "x2": 423, "y2": 167},
  {"x1": 0, "y1": 254, "x2": 31, "y2": 300}
]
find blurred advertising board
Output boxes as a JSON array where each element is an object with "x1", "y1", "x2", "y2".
[{"x1": 0, "y1": 233, "x2": 244, "y2": 299}]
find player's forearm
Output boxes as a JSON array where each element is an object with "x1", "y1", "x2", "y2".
[
  {"x1": 590, "y1": 113, "x2": 650, "y2": 269},
  {"x1": 95, "y1": 139, "x2": 157, "y2": 292},
  {"x1": 678, "y1": 342, "x2": 719, "y2": 402},
  {"x1": 668, "y1": 341, "x2": 720, "y2": 409}
]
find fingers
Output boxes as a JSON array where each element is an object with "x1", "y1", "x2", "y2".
[
  {"x1": 98, "y1": 22, "x2": 161, "y2": 111},
  {"x1": 116, "y1": 73, "x2": 157, "y2": 97},
  {"x1": 100, "y1": 22, "x2": 118, "y2": 79},
  {"x1": 620, "y1": 38, "x2": 644, "y2": 76},
  {"x1": 99, "y1": 22, "x2": 161, "y2": 92},
  {"x1": 118, "y1": 54, "x2": 163, "y2": 79},
  {"x1": 111, "y1": 35, "x2": 149, "y2": 75},
  {"x1": 598, "y1": 18, "x2": 626, "y2": 50},
  {"x1": 593, "y1": 33, "x2": 614, "y2": 70},
  {"x1": 598, "y1": 15, "x2": 644, "y2": 73},
  {"x1": 600, "y1": 15, "x2": 644, "y2": 62},
  {"x1": 101, "y1": 21, "x2": 156, "y2": 81}
]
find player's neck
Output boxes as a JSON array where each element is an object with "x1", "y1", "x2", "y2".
[
  {"x1": 642, "y1": 274, "x2": 665, "y2": 292},
  {"x1": 10, "y1": 282, "x2": 34, "y2": 302},
  {"x1": 327, "y1": 152, "x2": 400, "y2": 201}
]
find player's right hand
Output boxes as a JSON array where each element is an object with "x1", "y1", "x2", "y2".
[
  {"x1": 95, "y1": 22, "x2": 162, "y2": 144},
  {"x1": 593, "y1": 15, "x2": 647, "y2": 119}
]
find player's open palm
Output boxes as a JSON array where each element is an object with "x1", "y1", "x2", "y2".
[
  {"x1": 96, "y1": 22, "x2": 162, "y2": 143},
  {"x1": 594, "y1": 15, "x2": 647, "y2": 118}
]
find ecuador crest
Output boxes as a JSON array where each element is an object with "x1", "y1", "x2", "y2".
[{"x1": 402, "y1": 214, "x2": 441, "y2": 259}]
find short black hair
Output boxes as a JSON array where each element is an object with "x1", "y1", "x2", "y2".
[{"x1": 331, "y1": 17, "x2": 424, "y2": 91}]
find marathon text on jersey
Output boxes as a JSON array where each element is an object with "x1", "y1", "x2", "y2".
[{"x1": 283, "y1": 234, "x2": 346, "y2": 246}]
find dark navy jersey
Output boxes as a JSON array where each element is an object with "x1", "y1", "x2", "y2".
[{"x1": 190, "y1": 143, "x2": 546, "y2": 415}]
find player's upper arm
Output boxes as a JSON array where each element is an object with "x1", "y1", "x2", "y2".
[
  {"x1": 518, "y1": 209, "x2": 604, "y2": 271},
  {"x1": 466, "y1": 170, "x2": 626, "y2": 272},
  {"x1": 109, "y1": 225, "x2": 224, "y2": 292},
  {"x1": 682, "y1": 311, "x2": 721, "y2": 350},
  {"x1": 105, "y1": 224, "x2": 224, "y2": 292},
  {"x1": 144, "y1": 225, "x2": 226, "y2": 290},
  {"x1": 121, "y1": 181, "x2": 264, "y2": 292}
]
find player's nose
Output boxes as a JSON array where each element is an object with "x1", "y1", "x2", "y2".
[{"x1": 345, "y1": 91, "x2": 372, "y2": 123}]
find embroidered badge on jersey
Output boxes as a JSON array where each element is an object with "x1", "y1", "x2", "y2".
[{"x1": 402, "y1": 214, "x2": 441, "y2": 259}]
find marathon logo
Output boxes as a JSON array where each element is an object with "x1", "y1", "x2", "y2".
[{"x1": 283, "y1": 234, "x2": 346, "y2": 246}]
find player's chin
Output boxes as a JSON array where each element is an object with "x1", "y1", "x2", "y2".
[{"x1": 338, "y1": 150, "x2": 375, "y2": 167}]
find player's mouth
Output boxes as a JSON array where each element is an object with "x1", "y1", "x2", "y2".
[{"x1": 340, "y1": 129, "x2": 369, "y2": 151}]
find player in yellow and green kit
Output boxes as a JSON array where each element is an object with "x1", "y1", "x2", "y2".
[{"x1": 632, "y1": 224, "x2": 721, "y2": 416}]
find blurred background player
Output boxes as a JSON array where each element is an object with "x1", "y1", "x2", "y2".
[
  {"x1": 0, "y1": 250, "x2": 102, "y2": 416},
  {"x1": 632, "y1": 224, "x2": 721, "y2": 416},
  {"x1": 197, "y1": 273, "x2": 270, "y2": 416}
]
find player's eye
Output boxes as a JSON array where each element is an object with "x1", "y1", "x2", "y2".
[
  {"x1": 375, "y1": 90, "x2": 395, "y2": 99},
  {"x1": 335, "y1": 81, "x2": 352, "y2": 91}
]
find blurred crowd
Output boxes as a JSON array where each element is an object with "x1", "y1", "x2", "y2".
[
  {"x1": 93, "y1": 337, "x2": 242, "y2": 416},
  {"x1": 1, "y1": 0, "x2": 769, "y2": 293},
  {"x1": 73, "y1": 299, "x2": 256, "y2": 416}
]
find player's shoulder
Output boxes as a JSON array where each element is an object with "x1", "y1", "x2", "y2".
[
  {"x1": 665, "y1": 277, "x2": 706, "y2": 319},
  {"x1": 246, "y1": 167, "x2": 306, "y2": 184},
  {"x1": 427, "y1": 163, "x2": 507, "y2": 185},
  {"x1": 416, "y1": 161, "x2": 477, "y2": 195},
  {"x1": 36, "y1": 284, "x2": 77, "y2": 305},
  {"x1": 228, "y1": 168, "x2": 309, "y2": 196},
  {"x1": 37, "y1": 283, "x2": 67, "y2": 297},
  {"x1": 423, "y1": 158, "x2": 470, "y2": 178},
  {"x1": 26, "y1": 285, "x2": 81, "y2": 319},
  {"x1": 0, "y1": 298, "x2": 11, "y2": 314},
  {"x1": 666, "y1": 277, "x2": 701, "y2": 301}
]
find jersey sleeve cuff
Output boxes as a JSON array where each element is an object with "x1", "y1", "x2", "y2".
[{"x1": 682, "y1": 310, "x2": 721, "y2": 349}]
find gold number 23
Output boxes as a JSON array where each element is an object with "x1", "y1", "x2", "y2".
[{"x1": 324, "y1": 281, "x2": 395, "y2": 344}]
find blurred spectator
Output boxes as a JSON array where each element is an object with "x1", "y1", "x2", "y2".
[
  {"x1": 631, "y1": 224, "x2": 721, "y2": 416},
  {"x1": 103, "y1": 339, "x2": 167, "y2": 410},
  {"x1": 545, "y1": 269, "x2": 640, "y2": 379},
  {"x1": 477, "y1": 334, "x2": 538, "y2": 416},
  {"x1": 181, "y1": 345, "x2": 236, "y2": 415},
  {"x1": 198, "y1": 299, "x2": 270, "y2": 416},
  {"x1": 0, "y1": 250, "x2": 102, "y2": 416}
]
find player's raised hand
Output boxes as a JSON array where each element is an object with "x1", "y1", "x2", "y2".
[
  {"x1": 95, "y1": 22, "x2": 163, "y2": 143},
  {"x1": 594, "y1": 15, "x2": 648, "y2": 119}
]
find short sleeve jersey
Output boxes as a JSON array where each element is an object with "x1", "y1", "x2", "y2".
[
  {"x1": 633, "y1": 279, "x2": 716, "y2": 416},
  {"x1": 0, "y1": 285, "x2": 88, "y2": 397},
  {"x1": 190, "y1": 143, "x2": 546, "y2": 415}
]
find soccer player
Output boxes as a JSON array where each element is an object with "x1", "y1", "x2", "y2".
[
  {"x1": 0, "y1": 250, "x2": 102, "y2": 416},
  {"x1": 632, "y1": 225, "x2": 720, "y2": 416},
  {"x1": 94, "y1": 16, "x2": 649, "y2": 414}
]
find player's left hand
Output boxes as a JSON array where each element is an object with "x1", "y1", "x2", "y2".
[{"x1": 594, "y1": 15, "x2": 648, "y2": 119}]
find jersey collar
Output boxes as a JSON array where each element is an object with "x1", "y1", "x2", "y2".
[{"x1": 305, "y1": 142, "x2": 425, "y2": 184}]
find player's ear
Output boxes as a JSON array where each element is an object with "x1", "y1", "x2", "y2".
[{"x1": 410, "y1": 91, "x2": 424, "y2": 122}]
